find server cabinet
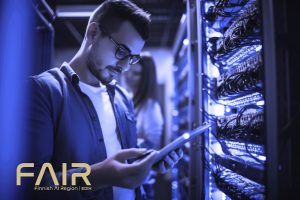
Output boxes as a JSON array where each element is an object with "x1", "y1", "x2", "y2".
[
  {"x1": 172, "y1": 0, "x2": 298, "y2": 199},
  {"x1": 171, "y1": 14, "x2": 190, "y2": 200},
  {"x1": 198, "y1": 0, "x2": 298, "y2": 199},
  {"x1": 172, "y1": 0, "x2": 266, "y2": 199},
  {"x1": 171, "y1": 1, "x2": 203, "y2": 199},
  {"x1": 199, "y1": 0, "x2": 266, "y2": 199}
]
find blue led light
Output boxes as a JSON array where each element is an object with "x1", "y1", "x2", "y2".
[
  {"x1": 171, "y1": 181, "x2": 178, "y2": 189},
  {"x1": 183, "y1": 38, "x2": 189, "y2": 46},
  {"x1": 207, "y1": 63, "x2": 220, "y2": 78},
  {"x1": 256, "y1": 100, "x2": 265, "y2": 106},
  {"x1": 212, "y1": 104, "x2": 225, "y2": 116},
  {"x1": 219, "y1": 92, "x2": 263, "y2": 107},
  {"x1": 172, "y1": 110, "x2": 179, "y2": 117},
  {"x1": 258, "y1": 155, "x2": 266, "y2": 161},
  {"x1": 256, "y1": 45, "x2": 262, "y2": 52},
  {"x1": 225, "y1": 107, "x2": 231, "y2": 112},
  {"x1": 211, "y1": 142, "x2": 224, "y2": 155}
]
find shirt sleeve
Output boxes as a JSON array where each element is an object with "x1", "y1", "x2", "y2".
[
  {"x1": 27, "y1": 77, "x2": 56, "y2": 171},
  {"x1": 26, "y1": 77, "x2": 96, "y2": 198}
]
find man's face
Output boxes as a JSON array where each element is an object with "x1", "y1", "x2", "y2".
[{"x1": 87, "y1": 21, "x2": 145, "y2": 85}]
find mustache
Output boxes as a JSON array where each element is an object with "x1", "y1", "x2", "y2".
[{"x1": 106, "y1": 65, "x2": 123, "y2": 74}]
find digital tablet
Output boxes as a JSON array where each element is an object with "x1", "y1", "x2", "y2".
[
  {"x1": 153, "y1": 122, "x2": 213, "y2": 164},
  {"x1": 132, "y1": 122, "x2": 213, "y2": 164}
]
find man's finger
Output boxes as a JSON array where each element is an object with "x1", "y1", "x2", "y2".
[
  {"x1": 115, "y1": 148, "x2": 148, "y2": 162},
  {"x1": 158, "y1": 161, "x2": 167, "y2": 174},
  {"x1": 163, "y1": 155, "x2": 175, "y2": 169},
  {"x1": 123, "y1": 151, "x2": 158, "y2": 175},
  {"x1": 175, "y1": 148, "x2": 184, "y2": 158},
  {"x1": 134, "y1": 151, "x2": 158, "y2": 167},
  {"x1": 169, "y1": 151, "x2": 179, "y2": 161}
]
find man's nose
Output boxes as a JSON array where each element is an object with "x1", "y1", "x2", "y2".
[{"x1": 117, "y1": 58, "x2": 131, "y2": 72}]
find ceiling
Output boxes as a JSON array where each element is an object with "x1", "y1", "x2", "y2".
[{"x1": 45, "y1": 0, "x2": 186, "y2": 48}]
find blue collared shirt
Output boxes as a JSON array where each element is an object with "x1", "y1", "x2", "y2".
[{"x1": 26, "y1": 63, "x2": 140, "y2": 200}]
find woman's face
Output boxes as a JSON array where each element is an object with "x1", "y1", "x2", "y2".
[{"x1": 124, "y1": 63, "x2": 142, "y2": 91}]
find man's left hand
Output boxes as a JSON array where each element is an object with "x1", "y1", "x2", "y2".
[{"x1": 153, "y1": 148, "x2": 183, "y2": 174}]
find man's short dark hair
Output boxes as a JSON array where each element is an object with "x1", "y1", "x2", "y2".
[{"x1": 89, "y1": 0, "x2": 151, "y2": 40}]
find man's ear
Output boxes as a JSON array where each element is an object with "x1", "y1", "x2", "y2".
[{"x1": 86, "y1": 22, "x2": 100, "y2": 44}]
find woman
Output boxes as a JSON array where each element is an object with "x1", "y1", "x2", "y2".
[{"x1": 124, "y1": 52, "x2": 164, "y2": 150}]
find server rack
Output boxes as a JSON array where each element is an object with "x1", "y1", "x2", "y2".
[
  {"x1": 199, "y1": 0, "x2": 266, "y2": 199},
  {"x1": 171, "y1": 1, "x2": 203, "y2": 199},
  {"x1": 171, "y1": 15, "x2": 190, "y2": 200},
  {"x1": 171, "y1": 0, "x2": 299, "y2": 199}
]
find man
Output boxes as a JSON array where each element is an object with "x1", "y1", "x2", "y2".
[{"x1": 27, "y1": 0, "x2": 182, "y2": 200}]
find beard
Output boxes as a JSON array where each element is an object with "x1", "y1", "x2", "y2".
[
  {"x1": 86, "y1": 48, "x2": 122, "y2": 85},
  {"x1": 87, "y1": 56, "x2": 113, "y2": 85},
  {"x1": 87, "y1": 64, "x2": 111, "y2": 85}
]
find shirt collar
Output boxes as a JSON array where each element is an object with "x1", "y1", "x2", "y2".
[
  {"x1": 60, "y1": 62, "x2": 80, "y2": 85},
  {"x1": 60, "y1": 61, "x2": 117, "y2": 96}
]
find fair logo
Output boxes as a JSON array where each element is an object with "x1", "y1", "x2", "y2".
[{"x1": 17, "y1": 163, "x2": 92, "y2": 191}]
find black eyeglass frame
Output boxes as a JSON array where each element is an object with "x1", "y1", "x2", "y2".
[
  {"x1": 108, "y1": 36, "x2": 141, "y2": 65},
  {"x1": 99, "y1": 26, "x2": 141, "y2": 65}
]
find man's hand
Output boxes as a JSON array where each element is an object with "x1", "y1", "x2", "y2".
[
  {"x1": 153, "y1": 148, "x2": 183, "y2": 174},
  {"x1": 89, "y1": 148, "x2": 158, "y2": 190}
]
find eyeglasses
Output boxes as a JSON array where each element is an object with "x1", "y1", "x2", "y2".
[{"x1": 108, "y1": 35, "x2": 141, "y2": 65}]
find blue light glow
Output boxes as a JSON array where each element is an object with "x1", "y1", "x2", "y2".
[
  {"x1": 57, "y1": 11, "x2": 92, "y2": 17},
  {"x1": 171, "y1": 181, "x2": 178, "y2": 189},
  {"x1": 212, "y1": 104, "x2": 225, "y2": 116},
  {"x1": 211, "y1": 190, "x2": 227, "y2": 200},
  {"x1": 206, "y1": 27, "x2": 222, "y2": 38},
  {"x1": 256, "y1": 100, "x2": 265, "y2": 106},
  {"x1": 183, "y1": 133, "x2": 190, "y2": 139},
  {"x1": 183, "y1": 38, "x2": 189, "y2": 46},
  {"x1": 211, "y1": 142, "x2": 224, "y2": 155},
  {"x1": 172, "y1": 110, "x2": 179, "y2": 117},
  {"x1": 258, "y1": 155, "x2": 266, "y2": 161},
  {"x1": 0, "y1": 0, "x2": 34, "y2": 199},
  {"x1": 256, "y1": 45, "x2": 262, "y2": 52},
  {"x1": 219, "y1": 92, "x2": 263, "y2": 107},
  {"x1": 180, "y1": 14, "x2": 186, "y2": 24},
  {"x1": 207, "y1": 64, "x2": 220, "y2": 78}
]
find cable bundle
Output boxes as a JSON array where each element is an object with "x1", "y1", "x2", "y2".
[
  {"x1": 205, "y1": 0, "x2": 250, "y2": 22},
  {"x1": 215, "y1": 66, "x2": 261, "y2": 99},
  {"x1": 213, "y1": 167, "x2": 265, "y2": 200},
  {"x1": 217, "y1": 105, "x2": 263, "y2": 143},
  {"x1": 207, "y1": 2, "x2": 261, "y2": 61}
]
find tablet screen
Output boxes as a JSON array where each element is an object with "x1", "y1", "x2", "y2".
[{"x1": 153, "y1": 122, "x2": 213, "y2": 164}]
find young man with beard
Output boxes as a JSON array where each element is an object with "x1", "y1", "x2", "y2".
[{"x1": 27, "y1": 1, "x2": 182, "y2": 200}]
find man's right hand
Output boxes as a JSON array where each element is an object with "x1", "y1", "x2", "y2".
[{"x1": 89, "y1": 148, "x2": 158, "y2": 190}]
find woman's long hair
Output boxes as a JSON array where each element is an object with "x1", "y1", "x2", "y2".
[{"x1": 133, "y1": 52, "x2": 159, "y2": 108}]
